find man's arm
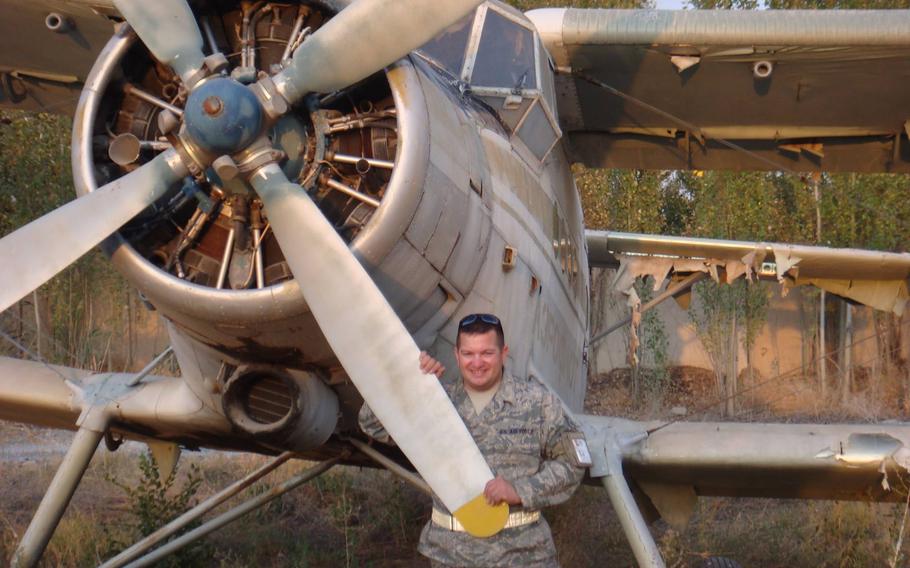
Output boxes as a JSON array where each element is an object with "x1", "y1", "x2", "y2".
[
  {"x1": 509, "y1": 392, "x2": 586, "y2": 510},
  {"x1": 358, "y1": 402, "x2": 393, "y2": 444}
]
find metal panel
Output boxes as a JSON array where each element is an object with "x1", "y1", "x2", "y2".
[
  {"x1": 425, "y1": 182, "x2": 467, "y2": 270},
  {"x1": 444, "y1": 190, "x2": 492, "y2": 295},
  {"x1": 405, "y1": 164, "x2": 448, "y2": 252},
  {"x1": 372, "y1": 238, "x2": 442, "y2": 324}
]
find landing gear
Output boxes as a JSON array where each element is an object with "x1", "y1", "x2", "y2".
[{"x1": 11, "y1": 407, "x2": 111, "y2": 568}]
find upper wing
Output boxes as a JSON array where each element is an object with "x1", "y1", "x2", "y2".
[
  {"x1": 529, "y1": 8, "x2": 910, "y2": 173},
  {"x1": 587, "y1": 230, "x2": 910, "y2": 314},
  {"x1": 0, "y1": 0, "x2": 116, "y2": 114}
]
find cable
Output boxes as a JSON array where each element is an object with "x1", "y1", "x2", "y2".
[
  {"x1": 0, "y1": 329, "x2": 69, "y2": 382},
  {"x1": 573, "y1": 72, "x2": 910, "y2": 235},
  {"x1": 0, "y1": 306, "x2": 89, "y2": 367}
]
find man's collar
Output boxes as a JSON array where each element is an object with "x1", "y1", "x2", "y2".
[{"x1": 496, "y1": 373, "x2": 516, "y2": 405}]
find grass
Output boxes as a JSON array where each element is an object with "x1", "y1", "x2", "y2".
[
  {"x1": 3, "y1": 447, "x2": 909, "y2": 567},
  {"x1": 0, "y1": 445, "x2": 432, "y2": 567}
]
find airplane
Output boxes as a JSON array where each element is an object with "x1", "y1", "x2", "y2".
[{"x1": 2, "y1": 0, "x2": 910, "y2": 566}]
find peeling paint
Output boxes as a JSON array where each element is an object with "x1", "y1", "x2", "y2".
[
  {"x1": 772, "y1": 247, "x2": 802, "y2": 282},
  {"x1": 817, "y1": 433, "x2": 910, "y2": 492}
]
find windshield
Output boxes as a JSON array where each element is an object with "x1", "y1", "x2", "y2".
[
  {"x1": 470, "y1": 9, "x2": 536, "y2": 91},
  {"x1": 417, "y1": 11, "x2": 475, "y2": 78}
]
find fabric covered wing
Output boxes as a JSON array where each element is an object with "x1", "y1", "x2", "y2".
[
  {"x1": 529, "y1": 8, "x2": 910, "y2": 173},
  {"x1": 580, "y1": 415, "x2": 910, "y2": 508},
  {"x1": 587, "y1": 230, "x2": 910, "y2": 314}
]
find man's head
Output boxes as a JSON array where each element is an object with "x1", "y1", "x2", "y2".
[{"x1": 455, "y1": 313, "x2": 508, "y2": 392}]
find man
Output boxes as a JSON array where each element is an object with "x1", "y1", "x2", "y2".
[{"x1": 359, "y1": 313, "x2": 586, "y2": 567}]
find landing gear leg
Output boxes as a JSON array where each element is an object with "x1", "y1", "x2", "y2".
[
  {"x1": 11, "y1": 406, "x2": 110, "y2": 568},
  {"x1": 584, "y1": 424, "x2": 666, "y2": 568}
]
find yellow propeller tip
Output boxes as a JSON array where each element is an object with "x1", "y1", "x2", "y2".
[{"x1": 453, "y1": 494, "x2": 509, "y2": 538}]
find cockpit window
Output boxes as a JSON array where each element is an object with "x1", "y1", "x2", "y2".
[
  {"x1": 416, "y1": 1, "x2": 562, "y2": 163},
  {"x1": 469, "y1": 9, "x2": 536, "y2": 91},
  {"x1": 418, "y1": 11, "x2": 475, "y2": 79}
]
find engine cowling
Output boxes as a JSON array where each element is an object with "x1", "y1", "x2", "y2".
[{"x1": 73, "y1": 2, "x2": 430, "y2": 365}]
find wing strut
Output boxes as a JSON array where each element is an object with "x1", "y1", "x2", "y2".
[
  {"x1": 11, "y1": 407, "x2": 111, "y2": 568},
  {"x1": 117, "y1": 459, "x2": 338, "y2": 568},
  {"x1": 590, "y1": 272, "x2": 706, "y2": 346},
  {"x1": 98, "y1": 451, "x2": 293, "y2": 568},
  {"x1": 583, "y1": 424, "x2": 666, "y2": 568}
]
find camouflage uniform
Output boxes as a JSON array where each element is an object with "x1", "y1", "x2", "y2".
[{"x1": 359, "y1": 373, "x2": 585, "y2": 567}]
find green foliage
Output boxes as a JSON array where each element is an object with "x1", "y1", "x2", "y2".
[
  {"x1": 687, "y1": 0, "x2": 760, "y2": 9},
  {"x1": 688, "y1": 279, "x2": 769, "y2": 411},
  {"x1": 0, "y1": 111, "x2": 72, "y2": 235},
  {"x1": 577, "y1": 166, "x2": 690, "y2": 234},
  {"x1": 105, "y1": 452, "x2": 209, "y2": 568},
  {"x1": 633, "y1": 278, "x2": 671, "y2": 398},
  {"x1": 691, "y1": 0, "x2": 910, "y2": 9},
  {"x1": 766, "y1": 0, "x2": 910, "y2": 8},
  {"x1": 509, "y1": 0, "x2": 652, "y2": 9},
  {"x1": 0, "y1": 110, "x2": 133, "y2": 370}
]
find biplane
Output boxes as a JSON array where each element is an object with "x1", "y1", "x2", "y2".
[{"x1": 2, "y1": 0, "x2": 910, "y2": 565}]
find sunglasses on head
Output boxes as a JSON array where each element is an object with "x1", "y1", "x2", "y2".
[{"x1": 458, "y1": 313, "x2": 501, "y2": 328}]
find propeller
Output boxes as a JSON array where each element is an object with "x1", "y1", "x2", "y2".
[
  {"x1": 110, "y1": 0, "x2": 497, "y2": 533},
  {"x1": 250, "y1": 164, "x2": 508, "y2": 537},
  {"x1": 0, "y1": 150, "x2": 188, "y2": 314},
  {"x1": 112, "y1": 0, "x2": 206, "y2": 86},
  {"x1": 3, "y1": 0, "x2": 499, "y2": 535},
  {"x1": 274, "y1": 0, "x2": 482, "y2": 102}
]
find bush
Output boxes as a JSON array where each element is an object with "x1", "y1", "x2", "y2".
[{"x1": 105, "y1": 452, "x2": 210, "y2": 568}]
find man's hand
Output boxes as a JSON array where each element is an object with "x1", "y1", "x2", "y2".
[
  {"x1": 484, "y1": 475, "x2": 522, "y2": 506},
  {"x1": 419, "y1": 351, "x2": 445, "y2": 379}
]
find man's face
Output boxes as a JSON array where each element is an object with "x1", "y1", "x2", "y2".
[{"x1": 455, "y1": 329, "x2": 509, "y2": 392}]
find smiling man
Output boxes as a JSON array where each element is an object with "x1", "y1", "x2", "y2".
[{"x1": 359, "y1": 313, "x2": 586, "y2": 567}]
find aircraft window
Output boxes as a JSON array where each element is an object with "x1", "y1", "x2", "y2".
[
  {"x1": 516, "y1": 99, "x2": 558, "y2": 161},
  {"x1": 470, "y1": 9, "x2": 536, "y2": 91},
  {"x1": 418, "y1": 11, "x2": 475, "y2": 78},
  {"x1": 476, "y1": 94, "x2": 533, "y2": 127},
  {"x1": 538, "y1": 39, "x2": 558, "y2": 115}
]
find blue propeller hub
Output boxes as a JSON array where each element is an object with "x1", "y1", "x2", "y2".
[{"x1": 184, "y1": 77, "x2": 263, "y2": 155}]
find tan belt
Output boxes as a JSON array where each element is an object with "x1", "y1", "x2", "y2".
[{"x1": 431, "y1": 508, "x2": 541, "y2": 532}]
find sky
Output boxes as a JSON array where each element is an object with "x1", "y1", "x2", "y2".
[{"x1": 655, "y1": 0, "x2": 686, "y2": 8}]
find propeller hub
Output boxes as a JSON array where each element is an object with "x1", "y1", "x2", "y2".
[
  {"x1": 184, "y1": 77, "x2": 263, "y2": 155},
  {"x1": 202, "y1": 96, "x2": 223, "y2": 117}
]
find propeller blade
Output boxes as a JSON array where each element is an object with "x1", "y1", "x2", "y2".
[
  {"x1": 250, "y1": 163, "x2": 508, "y2": 537},
  {"x1": 113, "y1": 0, "x2": 206, "y2": 86},
  {"x1": 0, "y1": 150, "x2": 188, "y2": 314},
  {"x1": 276, "y1": 0, "x2": 482, "y2": 102}
]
